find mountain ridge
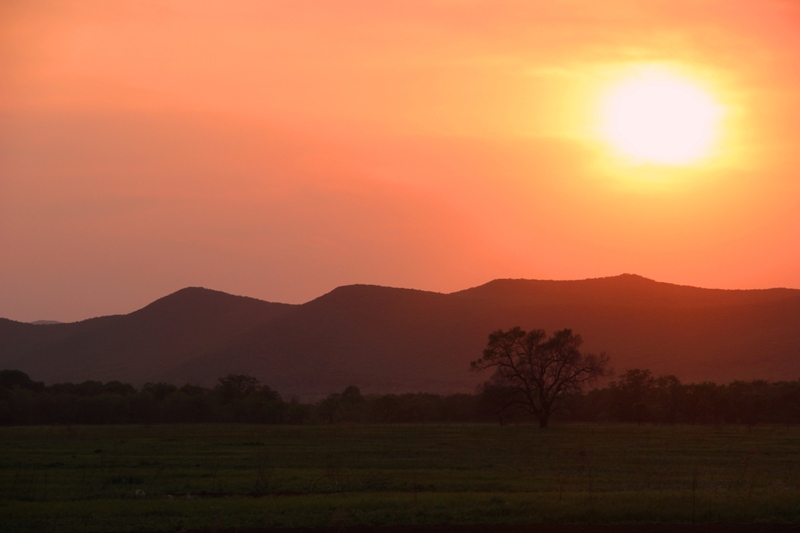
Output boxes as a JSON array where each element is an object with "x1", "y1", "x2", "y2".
[
  {"x1": 0, "y1": 286, "x2": 296, "y2": 385},
  {"x1": 2, "y1": 275, "x2": 798, "y2": 398}
]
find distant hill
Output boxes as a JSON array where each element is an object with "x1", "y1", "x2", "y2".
[
  {"x1": 0, "y1": 287, "x2": 295, "y2": 385},
  {"x1": 2, "y1": 275, "x2": 799, "y2": 398}
]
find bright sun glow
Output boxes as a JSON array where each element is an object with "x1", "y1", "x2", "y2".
[{"x1": 600, "y1": 68, "x2": 723, "y2": 165}]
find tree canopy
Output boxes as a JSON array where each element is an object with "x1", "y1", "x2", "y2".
[{"x1": 471, "y1": 327, "x2": 610, "y2": 427}]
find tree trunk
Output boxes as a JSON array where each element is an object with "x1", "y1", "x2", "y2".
[{"x1": 538, "y1": 410, "x2": 550, "y2": 428}]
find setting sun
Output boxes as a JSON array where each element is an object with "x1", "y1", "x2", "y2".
[{"x1": 599, "y1": 68, "x2": 723, "y2": 165}]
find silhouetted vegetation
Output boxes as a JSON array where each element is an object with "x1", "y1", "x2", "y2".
[
  {"x1": 2, "y1": 368, "x2": 800, "y2": 426},
  {"x1": 471, "y1": 327, "x2": 610, "y2": 427}
]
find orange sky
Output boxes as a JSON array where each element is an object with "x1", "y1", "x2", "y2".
[{"x1": 1, "y1": 0, "x2": 799, "y2": 322}]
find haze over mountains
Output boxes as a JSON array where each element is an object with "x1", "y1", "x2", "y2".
[{"x1": 2, "y1": 275, "x2": 799, "y2": 399}]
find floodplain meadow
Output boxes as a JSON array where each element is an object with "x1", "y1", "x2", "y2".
[{"x1": 1, "y1": 423, "x2": 799, "y2": 531}]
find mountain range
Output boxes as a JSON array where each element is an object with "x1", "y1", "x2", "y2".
[{"x1": 2, "y1": 274, "x2": 799, "y2": 399}]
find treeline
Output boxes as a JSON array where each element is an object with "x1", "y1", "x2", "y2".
[
  {"x1": 574, "y1": 369, "x2": 800, "y2": 426},
  {"x1": 2, "y1": 368, "x2": 799, "y2": 426},
  {"x1": 0, "y1": 370, "x2": 495, "y2": 425}
]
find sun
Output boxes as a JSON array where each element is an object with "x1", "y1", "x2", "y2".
[{"x1": 599, "y1": 68, "x2": 723, "y2": 165}]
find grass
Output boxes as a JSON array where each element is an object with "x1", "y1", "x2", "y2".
[{"x1": 1, "y1": 423, "x2": 800, "y2": 531}]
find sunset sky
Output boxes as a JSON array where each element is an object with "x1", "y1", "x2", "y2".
[{"x1": 2, "y1": 0, "x2": 799, "y2": 322}]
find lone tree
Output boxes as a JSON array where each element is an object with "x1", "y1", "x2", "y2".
[{"x1": 471, "y1": 327, "x2": 610, "y2": 428}]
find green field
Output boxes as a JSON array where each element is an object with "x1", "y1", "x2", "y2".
[{"x1": 1, "y1": 423, "x2": 800, "y2": 531}]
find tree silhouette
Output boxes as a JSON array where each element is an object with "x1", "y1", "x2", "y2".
[
  {"x1": 471, "y1": 327, "x2": 610, "y2": 428},
  {"x1": 215, "y1": 374, "x2": 260, "y2": 404}
]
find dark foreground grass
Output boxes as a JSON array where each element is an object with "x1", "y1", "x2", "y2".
[{"x1": 1, "y1": 424, "x2": 799, "y2": 532}]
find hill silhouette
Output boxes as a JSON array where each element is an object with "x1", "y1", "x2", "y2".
[
  {"x1": 0, "y1": 287, "x2": 295, "y2": 385},
  {"x1": 2, "y1": 275, "x2": 799, "y2": 398}
]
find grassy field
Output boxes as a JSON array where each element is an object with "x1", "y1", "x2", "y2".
[{"x1": 1, "y1": 423, "x2": 800, "y2": 531}]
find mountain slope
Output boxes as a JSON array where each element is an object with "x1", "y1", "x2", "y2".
[
  {"x1": 163, "y1": 276, "x2": 800, "y2": 397},
  {"x1": 2, "y1": 276, "x2": 799, "y2": 397},
  {"x1": 0, "y1": 287, "x2": 295, "y2": 384},
  {"x1": 162, "y1": 284, "x2": 467, "y2": 395}
]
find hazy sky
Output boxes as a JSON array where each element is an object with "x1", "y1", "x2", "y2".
[{"x1": 2, "y1": 0, "x2": 799, "y2": 322}]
